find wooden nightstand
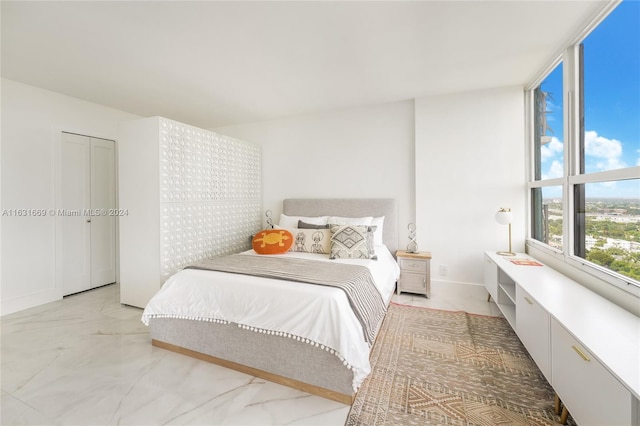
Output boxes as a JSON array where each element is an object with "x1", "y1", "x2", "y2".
[{"x1": 396, "y1": 250, "x2": 431, "y2": 298}]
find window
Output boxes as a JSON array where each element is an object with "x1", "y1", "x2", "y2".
[
  {"x1": 533, "y1": 63, "x2": 564, "y2": 181},
  {"x1": 531, "y1": 186, "x2": 563, "y2": 250},
  {"x1": 528, "y1": 0, "x2": 640, "y2": 293},
  {"x1": 580, "y1": 181, "x2": 640, "y2": 281},
  {"x1": 532, "y1": 63, "x2": 564, "y2": 251}
]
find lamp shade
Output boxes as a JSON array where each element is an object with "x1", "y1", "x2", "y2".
[{"x1": 495, "y1": 208, "x2": 513, "y2": 225}]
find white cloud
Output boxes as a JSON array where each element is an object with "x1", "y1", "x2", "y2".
[
  {"x1": 584, "y1": 130, "x2": 627, "y2": 171},
  {"x1": 540, "y1": 136, "x2": 563, "y2": 161},
  {"x1": 593, "y1": 157, "x2": 627, "y2": 171},
  {"x1": 542, "y1": 160, "x2": 563, "y2": 180}
]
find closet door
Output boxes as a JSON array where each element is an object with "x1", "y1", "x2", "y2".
[
  {"x1": 60, "y1": 133, "x2": 116, "y2": 295},
  {"x1": 61, "y1": 132, "x2": 92, "y2": 295},
  {"x1": 90, "y1": 138, "x2": 116, "y2": 287}
]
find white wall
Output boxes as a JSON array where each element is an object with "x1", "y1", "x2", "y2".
[
  {"x1": 415, "y1": 86, "x2": 526, "y2": 287},
  {"x1": 218, "y1": 92, "x2": 526, "y2": 288},
  {"x1": 1, "y1": 79, "x2": 140, "y2": 315},
  {"x1": 215, "y1": 100, "x2": 416, "y2": 249}
]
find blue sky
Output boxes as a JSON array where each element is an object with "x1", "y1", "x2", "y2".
[{"x1": 540, "y1": 0, "x2": 639, "y2": 199}]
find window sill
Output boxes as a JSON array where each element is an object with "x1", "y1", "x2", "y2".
[{"x1": 526, "y1": 239, "x2": 640, "y2": 316}]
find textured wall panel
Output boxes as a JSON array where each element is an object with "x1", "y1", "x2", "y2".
[{"x1": 159, "y1": 118, "x2": 262, "y2": 281}]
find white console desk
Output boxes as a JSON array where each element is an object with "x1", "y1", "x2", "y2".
[{"x1": 484, "y1": 251, "x2": 639, "y2": 426}]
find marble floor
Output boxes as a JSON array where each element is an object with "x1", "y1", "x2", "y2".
[{"x1": 1, "y1": 281, "x2": 501, "y2": 426}]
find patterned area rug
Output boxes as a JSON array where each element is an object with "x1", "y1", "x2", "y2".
[{"x1": 347, "y1": 303, "x2": 572, "y2": 426}]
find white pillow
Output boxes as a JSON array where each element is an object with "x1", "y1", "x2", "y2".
[
  {"x1": 371, "y1": 216, "x2": 385, "y2": 246},
  {"x1": 327, "y1": 216, "x2": 373, "y2": 226},
  {"x1": 278, "y1": 214, "x2": 328, "y2": 229}
]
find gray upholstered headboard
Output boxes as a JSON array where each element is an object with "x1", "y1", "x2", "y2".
[{"x1": 283, "y1": 198, "x2": 398, "y2": 255}]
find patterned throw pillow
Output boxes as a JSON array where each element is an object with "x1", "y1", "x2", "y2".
[
  {"x1": 252, "y1": 229, "x2": 294, "y2": 254},
  {"x1": 329, "y1": 225, "x2": 377, "y2": 260},
  {"x1": 290, "y1": 229, "x2": 331, "y2": 254}
]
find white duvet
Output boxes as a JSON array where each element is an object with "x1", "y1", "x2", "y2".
[{"x1": 141, "y1": 245, "x2": 400, "y2": 391}]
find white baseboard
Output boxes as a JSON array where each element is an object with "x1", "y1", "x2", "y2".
[
  {"x1": 1, "y1": 289, "x2": 60, "y2": 316},
  {"x1": 430, "y1": 278, "x2": 484, "y2": 288}
]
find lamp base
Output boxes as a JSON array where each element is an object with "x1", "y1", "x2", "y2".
[{"x1": 497, "y1": 251, "x2": 516, "y2": 256}]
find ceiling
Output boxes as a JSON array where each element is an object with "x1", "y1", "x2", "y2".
[{"x1": 1, "y1": 1, "x2": 610, "y2": 129}]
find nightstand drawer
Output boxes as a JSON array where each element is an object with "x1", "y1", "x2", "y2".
[{"x1": 398, "y1": 258, "x2": 428, "y2": 274}]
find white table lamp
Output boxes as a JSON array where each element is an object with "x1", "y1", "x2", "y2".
[{"x1": 495, "y1": 208, "x2": 515, "y2": 256}]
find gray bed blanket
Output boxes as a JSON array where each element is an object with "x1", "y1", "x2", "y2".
[{"x1": 186, "y1": 254, "x2": 386, "y2": 346}]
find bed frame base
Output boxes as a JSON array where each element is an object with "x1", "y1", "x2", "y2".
[{"x1": 152, "y1": 339, "x2": 355, "y2": 405}]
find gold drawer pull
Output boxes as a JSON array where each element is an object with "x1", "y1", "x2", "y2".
[
  {"x1": 572, "y1": 345, "x2": 591, "y2": 362},
  {"x1": 524, "y1": 296, "x2": 533, "y2": 305}
]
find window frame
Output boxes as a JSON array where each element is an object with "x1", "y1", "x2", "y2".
[{"x1": 525, "y1": 1, "x2": 640, "y2": 298}]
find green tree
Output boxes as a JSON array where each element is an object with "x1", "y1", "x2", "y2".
[{"x1": 586, "y1": 249, "x2": 614, "y2": 267}]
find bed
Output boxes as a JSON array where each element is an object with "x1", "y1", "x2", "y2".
[{"x1": 142, "y1": 198, "x2": 399, "y2": 404}]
